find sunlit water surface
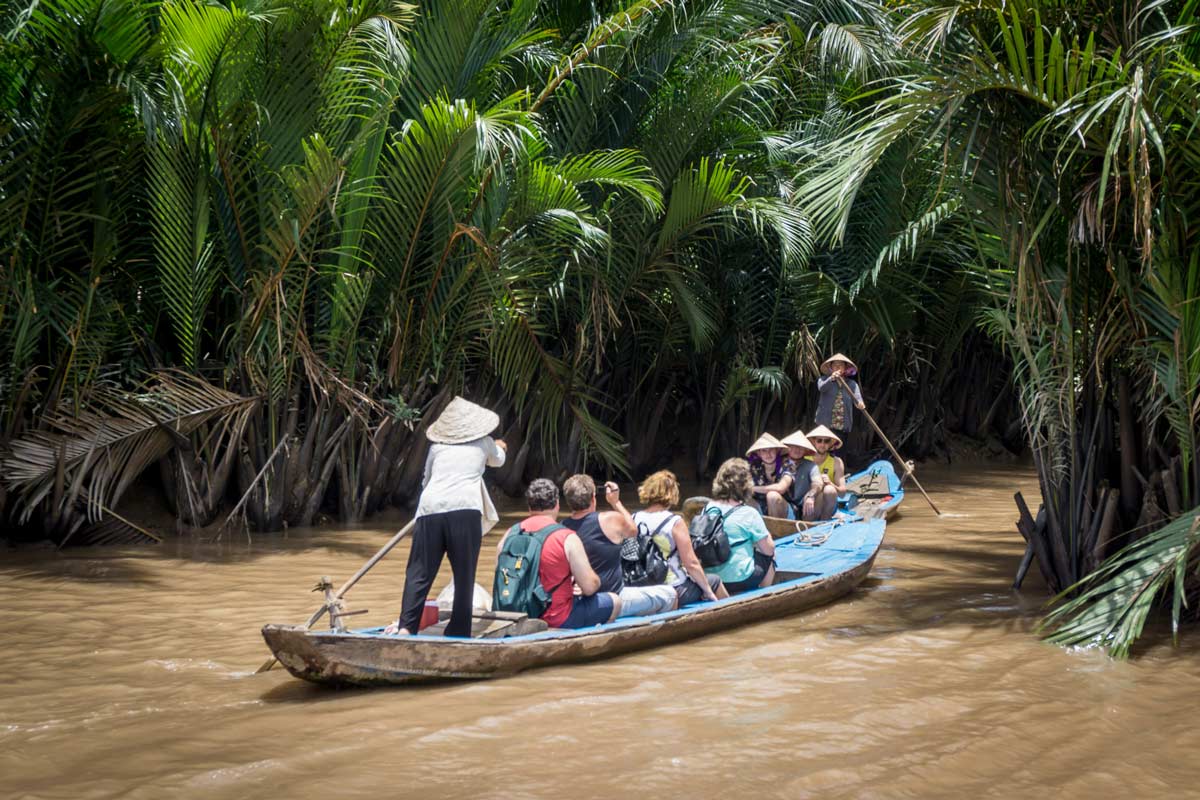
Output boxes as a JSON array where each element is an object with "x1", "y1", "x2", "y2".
[{"x1": 4, "y1": 464, "x2": 1200, "y2": 799}]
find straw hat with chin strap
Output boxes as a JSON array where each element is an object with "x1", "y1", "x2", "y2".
[
  {"x1": 806, "y1": 424, "x2": 844, "y2": 450},
  {"x1": 780, "y1": 429, "x2": 816, "y2": 455},
  {"x1": 820, "y1": 353, "x2": 858, "y2": 377},
  {"x1": 745, "y1": 432, "x2": 783, "y2": 456},
  {"x1": 425, "y1": 396, "x2": 501, "y2": 444}
]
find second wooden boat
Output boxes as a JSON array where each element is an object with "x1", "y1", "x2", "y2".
[{"x1": 261, "y1": 517, "x2": 886, "y2": 687}]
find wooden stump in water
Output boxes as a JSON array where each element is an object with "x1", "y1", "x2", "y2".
[{"x1": 1013, "y1": 492, "x2": 1056, "y2": 592}]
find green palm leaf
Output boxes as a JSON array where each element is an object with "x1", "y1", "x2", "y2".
[{"x1": 1042, "y1": 508, "x2": 1200, "y2": 657}]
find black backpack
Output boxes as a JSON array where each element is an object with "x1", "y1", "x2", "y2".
[
  {"x1": 689, "y1": 505, "x2": 736, "y2": 567},
  {"x1": 621, "y1": 516, "x2": 672, "y2": 587}
]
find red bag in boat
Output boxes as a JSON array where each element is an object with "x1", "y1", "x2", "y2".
[{"x1": 419, "y1": 600, "x2": 439, "y2": 631}]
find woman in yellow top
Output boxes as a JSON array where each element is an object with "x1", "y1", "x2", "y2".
[{"x1": 806, "y1": 425, "x2": 846, "y2": 520}]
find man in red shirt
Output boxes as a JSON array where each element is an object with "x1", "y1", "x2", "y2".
[{"x1": 496, "y1": 479, "x2": 621, "y2": 628}]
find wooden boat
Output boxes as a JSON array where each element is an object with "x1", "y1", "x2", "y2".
[
  {"x1": 261, "y1": 517, "x2": 886, "y2": 687},
  {"x1": 685, "y1": 459, "x2": 906, "y2": 539}
]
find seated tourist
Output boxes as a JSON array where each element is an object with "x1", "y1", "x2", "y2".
[
  {"x1": 806, "y1": 425, "x2": 846, "y2": 520},
  {"x1": 632, "y1": 470, "x2": 728, "y2": 607},
  {"x1": 746, "y1": 432, "x2": 791, "y2": 517},
  {"x1": 703, "y1": 458, "x2": 776, "y2": 594},
  {"x1": 779, "y1": 430, "x2": 823, "y2": 521},
  {"x1": 495, "y1": 478, "x2": 621, "y2": 629},
  {"x1": 562, "y1": 475, "x2": 678, "y2": 617}
]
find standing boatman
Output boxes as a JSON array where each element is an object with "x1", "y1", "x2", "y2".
[
  {"x1": 814, "y1": 353, "x2": 864, "y2": 469},
  {"x1": 385, "y1": 396, "x2": 506, "y2": 637}
]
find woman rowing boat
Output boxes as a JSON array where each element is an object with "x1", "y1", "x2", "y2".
[
  {"x1": 385, "y1": 397, "x2": 507, "y2": 637},
  {"x1": 814, "y1": 352, "x2": 864, "y2": 469}
]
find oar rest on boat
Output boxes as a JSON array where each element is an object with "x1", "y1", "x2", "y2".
[
  {"x1": 315, "y1": 575, "x2": 369, "y2": 632},
  {"x1": 316, "y1": 570, "x2": 547, "y2": 639}
]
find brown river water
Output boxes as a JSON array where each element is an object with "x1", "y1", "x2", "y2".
[{"x1": 4, "y1": 463, "x2": 1200, "y2": 799}]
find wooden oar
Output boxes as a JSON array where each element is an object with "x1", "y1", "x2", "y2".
[
  {"x1": 256, "y1": 518, "x2": 417, "y2": 673},
  {"x1": 835, "y1": 374, "x2": 941, "y2": 516}
]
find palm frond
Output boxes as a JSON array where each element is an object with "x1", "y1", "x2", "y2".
[
  {"x1": 2, "y1": 372, "x2": 260, "y2": 525},
  {"x1": 1042, "y1": 508, "x2": 1200, "y2": 658}
]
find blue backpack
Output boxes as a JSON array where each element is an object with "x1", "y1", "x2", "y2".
[{"x1": 493, "y1": 521, "x2": 567, "y2": 617}]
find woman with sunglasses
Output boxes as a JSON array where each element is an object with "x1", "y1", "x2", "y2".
[{"x1": 805, "y1": 425, "x2": 846, "y2": 521}]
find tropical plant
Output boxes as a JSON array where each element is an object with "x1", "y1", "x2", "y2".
[
  {"x1": 1042, "y1": 506, "x2": 1200, "y2": 657},
  {"x1": 2, "y1": 0, "x2": 1029, "y2": 548},
  {"x1": 797, "y1": 0, "x2": 1200, "y2": 647},
  {"x1": 0, "y1": 371, "x2": 258, "y2": 544}
]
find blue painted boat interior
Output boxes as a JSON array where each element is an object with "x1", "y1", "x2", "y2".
[
  {"x1": 342, "y1": 517, "x2": 886, "y2": 645},
  {"x1": 840, "y1": 459, "x2": 905, "y2": 517}
]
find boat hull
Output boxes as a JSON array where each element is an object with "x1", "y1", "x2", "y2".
[{"x1": 262, "y1": 518, "x2": 885, "y2": 687}]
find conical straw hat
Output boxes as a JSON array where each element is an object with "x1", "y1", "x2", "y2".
[
  {"x1": 426, "y1": 396, "x2": 500, "y2": 444},
  {"x1": 780, "y1": 429, "x2": 816, "y2": 454},
  {"x1": 745, "y1": 432, "x2": 783, "y2": 456},
  {"x1": 806, "y1": 425, "x2": 843, "y2": 450},
  {"x1": 820, "y1": 353, "x2": 858, "y2": 376}
]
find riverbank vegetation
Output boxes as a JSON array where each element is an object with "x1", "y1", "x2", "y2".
[
  {"x1": 1, "y1": 0, "x2": 1196, "y2": 654},
  {"x1": 795, "y1": 0, "x2": 1200, "y2": 655}
]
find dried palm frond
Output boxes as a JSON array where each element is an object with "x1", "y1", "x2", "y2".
[
  {"x1": 66, "y1": 508, "x2": 162, "y2": 548},
  {"x1": 1, "y1": 371, "x2": 260, "y2": 530}
]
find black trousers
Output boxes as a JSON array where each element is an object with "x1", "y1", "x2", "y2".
[{"x1": 398, "y1": 509, "x2": 483, "y2": 637}]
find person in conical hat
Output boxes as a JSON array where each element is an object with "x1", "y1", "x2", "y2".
[
  {"x1": 779, "y1": 430, "x2": 824, "y2": 521},
  {"x1": 805, "y1": 424, "x2": 846, "y2": 520},
  {"x1": 820, "y1": 353, "x2": 858, "y2": 377},
  {"x1": 745, "y1": 432, "x2": 788, "y2": 516},
  {"x1": 385, "y1": 396, "x2": 507, "y2": 637},
  {"x1": 814, "y1": 352, "x2": 864, "y2": 470},
  {"x1": 806, "y1": 424, "x2": 843, "y2": 451},
  {"x1": 745, "y1": 432, "x2": 783, "y2": 457}
]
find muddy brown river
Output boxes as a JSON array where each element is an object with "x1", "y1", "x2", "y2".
[{"x1": 4, "y1": 463, "x2": 1200, "y2": 798}]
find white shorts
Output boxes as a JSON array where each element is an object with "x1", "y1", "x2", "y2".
[{"x1": 617, "y1": 584, "x2": 677, "y2": 617}]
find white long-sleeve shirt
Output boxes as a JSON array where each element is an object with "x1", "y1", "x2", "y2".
[{"x1": 414, "y1": 437, "x2": 506, "y2": 533}]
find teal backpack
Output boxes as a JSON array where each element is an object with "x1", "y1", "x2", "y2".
[{"x1": 492, "y1": 521, "x2": 567, "y2": 617}]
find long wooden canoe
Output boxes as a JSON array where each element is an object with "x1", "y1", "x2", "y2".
[{"x1": 261, "y1": 517, "x2": 886, "y2": 687}]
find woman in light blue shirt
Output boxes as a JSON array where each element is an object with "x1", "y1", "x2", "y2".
[{"x1": 704, "y1": 458, "x2": 776, "y2": 593}]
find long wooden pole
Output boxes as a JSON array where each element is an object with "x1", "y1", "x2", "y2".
[
  {"x1": 835, "y1": 375, "x2": 941, "y2": 516},
  {"x1": 256, "y1": 518, "x2": 417, "y2": 673}
]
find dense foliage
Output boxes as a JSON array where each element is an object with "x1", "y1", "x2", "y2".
[
  {"x1": 797, "y1": 0, "x2": 1200, "y2": 654},
  {"x1": 1, "y1": 0, "x2": 1014, "y2": 543},
  {"x1": 4, "y1": 0, "x2": 1196, "y2": 653}
]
